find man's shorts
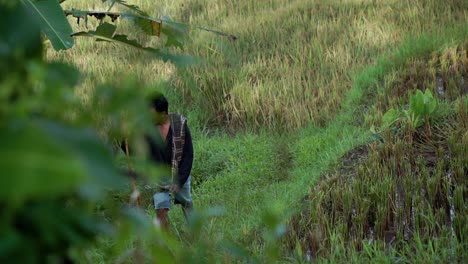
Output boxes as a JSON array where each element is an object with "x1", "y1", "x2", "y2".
[{"x1": 153, "y1": 176, "x2": 192, "y2": 209}]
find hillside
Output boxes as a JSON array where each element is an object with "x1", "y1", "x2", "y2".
[{"x1": 47, "y1": 0, "x2": 467, "y2": 262}]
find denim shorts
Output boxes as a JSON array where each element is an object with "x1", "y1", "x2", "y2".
[{"x1": 153, "y1": 176, "x2": 192, "y2": 209}]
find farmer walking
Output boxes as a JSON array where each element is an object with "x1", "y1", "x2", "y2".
[{"x1": 149, "y1": 95, "x2": 194, "y2": 230}]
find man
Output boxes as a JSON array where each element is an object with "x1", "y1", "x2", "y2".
[{"x1": 144, "y1": 95, "x2": 194, "y2": 230}]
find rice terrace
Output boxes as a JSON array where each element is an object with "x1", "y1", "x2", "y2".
[{"x1": 1, "y1": 0, "x2": 467, "y2": 263}]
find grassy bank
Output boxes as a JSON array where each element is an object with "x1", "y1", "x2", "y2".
[{"x1": 285, "y1": 38, "x2": 467, "y2": 262}]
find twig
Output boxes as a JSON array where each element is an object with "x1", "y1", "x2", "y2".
[
  {"x1": 124, "y1": 139, "x2": 139, "y2": 207},
  {"x1": 124, "y1": 139, "x2": 144, "y2": 264}
]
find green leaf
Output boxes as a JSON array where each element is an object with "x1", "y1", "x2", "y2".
[
  {"x1": 95, "y1": 22, "x2": 116, "y2": 38},
  {"x1": 0, "y1": 4, "x2": 42, "y2": 60},
  {"x1": 64, "y1": 8, "x2": 235, "y2": 41},
  {"x1": 35, "y1": 120, "x2": 126, "y2": 199},
  {"x1": 221, "y1": 241, "x2": 259, "y2": 263},
  {"x1": 64, "y1": 10, "x2": 165, "y2": 37},
  {"x1": 409, "y1": 89, "x2": 425, "y2": 117},
  {"x1": 72, "y1": 31, "x2": 195, "y2": 65},
  {"x1": 161, "y1": 19, "x2": 188, "y2": 49},
  {"x1": 424, "y1": 89, "x2": 437, "y2": 115},
  {"x1": 382, "y1": 108, "x2": 400, "y2": 128},
  {"x1": 409, "y1": 89, "x2": 437, "y2": 122},
  {"x1": 0, "y1": 120, "x2": 85, "y2": 204},
  {"x1": 134, "y1": 15, "x2": 161, "y2": 36},
  {"x1": 21, "y1": 0, "x2": 74, "y2": 51}
]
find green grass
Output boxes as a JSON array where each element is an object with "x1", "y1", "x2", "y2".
[{"x1": 47, "y1": 0, "x2": 467, "y2": 262}]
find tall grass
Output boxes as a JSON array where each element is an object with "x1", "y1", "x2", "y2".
[
  {"x1": 51, "y1": 0, "x2": 467, "y2": 130},
  {"x1": 172, "y1": 0, "x2": 466, "y2": 129}
]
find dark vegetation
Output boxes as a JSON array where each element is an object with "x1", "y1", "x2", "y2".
[{"x1": 285, "y1": 42, "x2": 467, "y2": 262}]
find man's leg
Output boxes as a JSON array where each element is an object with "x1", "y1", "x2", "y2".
[
  {"x1": 156, "y1": 208, "x2": 169, "y2": 230},
  {"x1": 153, "y1": 191, "x2": 171, "y2": 230},
  {"x1": 174, "y1": 176, "x2": 193, "y2": 222}
]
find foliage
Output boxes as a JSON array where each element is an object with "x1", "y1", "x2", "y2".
[
  {"x1": 21, "y1": 0, "x2": 74, "y2": 50},
  {"x1": 378, "y1": 88, "x2": 438, "y2": 132},
  {"x1": 381, "y1": 108, "x2": 400, "y2": 129},
  {"x1": 403, "y1": 89, "x2": 438, "y2": 129},
  {"x1": 0, "y1": 2, "x2": 170, "y2": 263},
  {"x1": 1, "y1": 2, "x2": 286, "y2": 263},
  {"x1": 21, "y1": 0, "x2": 191, "y2": 66},
  {"x1": 410, "y1": 89, "x2": 437, "y2": 119}
]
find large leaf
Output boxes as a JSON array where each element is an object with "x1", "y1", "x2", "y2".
[
  {"x1": 64, "y1": 9, "x2": 236, "y2": 41},
  {"x1": 134, "y1": 15, "x2": 161, "y2": 37},
  {"x1": 0, "y1": 3, "x2": 42, "y2": 61},
  {"x1": 424, "y1": 89, "x2": 437, "y2": 115},
  {"x1": 0, "y1": 120, "x2": 85, "y2": 204},
  {"x1": 65, "y1": 10, "x2": 162, "y2": 36},
  {"x1": 381, "y1": 108, "x2": 400, "y2": 128},
  {"x1": 409, "y1": 89, "x2": 425, "y2": 117},
  {"x1": 94, "y1": 21, "x2": 116, "y2": 38},
  {"x1": 409, "y1": 89, "x2": 437, "y2": 119},
  {"x1": 160, "y1": 18, "x2": 188, "y2": 49},
  {"x1": 72, "y1": 24, "x2": 195, "y2": 65},
  {"x1": 21, "y1": 0, "x2": 74, "y2": 50},
  {"x1": 35, "y1": 119, "x2": 126, "y2": 199}
]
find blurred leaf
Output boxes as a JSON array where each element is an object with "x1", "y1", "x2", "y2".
[
  {"x1": 21, "y1": 0, "x2": 74, "y2": 51},
  {"x1": 121, "y1": 206, "x2": 151, "y2": 233},
  {"x1": 221, "y1": 241, "x2": 259, "y2": 264},
  {"x1": 262, "y1": 208, "x2": 287, "y2": 242},
  {"x1": 0, "y1": 3, "x2": 42, "y2": 62},
  {"x1": 187, "y1": 207, "x2": 225, "y2": 235},
  {"x1": 88, "y1": 80, "x2": 161, "y2": 142},
  {"x1": 0, "y1": 230, "x2": 21, "y2": 259},
  {"x1": 43, "y1": 62, "x2": 80, "y2": 87},
  {"x1": 160, "y1": 19, "x2": 188, "y2": 49},
  {"x1": 72, "y1": 30, "x2": 195, "y2": 65},
  {"x1": 0, "y1": 120, "x2": 85, "y2": 204},
  {"x1": 35, "y1": 120, "x2": 126, "y2": 199},
  {"x1": 123, "y1": 157, "x2": 166, "y2": 186}
]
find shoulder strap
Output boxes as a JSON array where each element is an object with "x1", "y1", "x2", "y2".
[{"x1": 169, "y1": 113, "x2": 186, "y2": 180}]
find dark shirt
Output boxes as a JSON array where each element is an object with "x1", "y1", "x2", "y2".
[{"x1": 145, "y1": 123, "x2": 193, "y2": 187}]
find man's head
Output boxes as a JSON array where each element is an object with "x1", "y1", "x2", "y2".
[{"x1": 151, "y1": 94, "x2": 169, "y2": 124}]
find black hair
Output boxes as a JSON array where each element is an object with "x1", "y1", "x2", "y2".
[{"x1": 151, "y1": 95, "x2": 169, "y2": 113}]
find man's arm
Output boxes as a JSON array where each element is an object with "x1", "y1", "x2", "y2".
[{"x1": 177, "y1": 122, "x2": 193, "y2": 187}]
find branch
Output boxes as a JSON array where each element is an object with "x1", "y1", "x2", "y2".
[
  {"x1": 64, "y1": 10, "x2": 238, "y2": 41},
  {"x1": 71, "y1": 23, "x2": 195, "y2": 65}
]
